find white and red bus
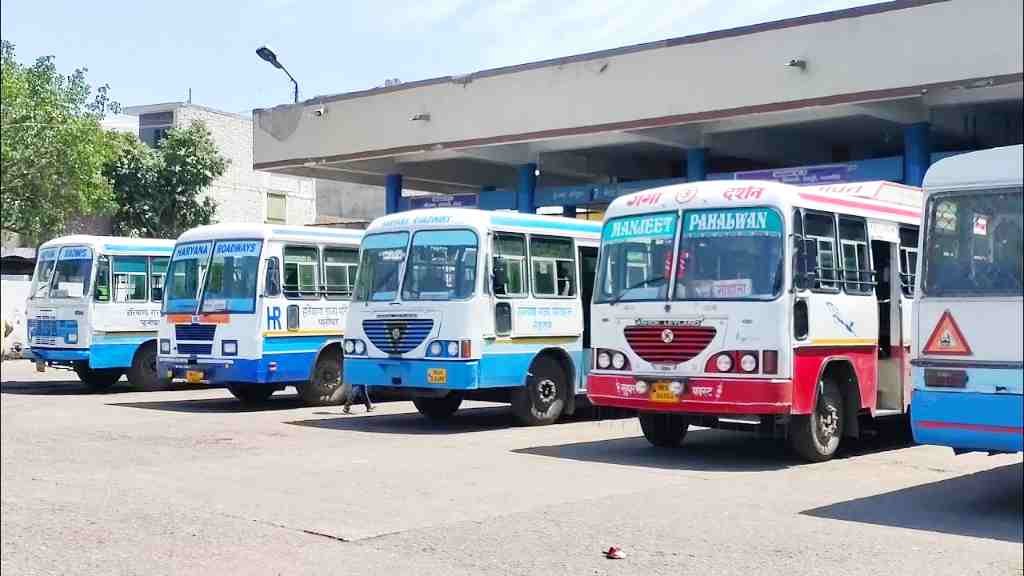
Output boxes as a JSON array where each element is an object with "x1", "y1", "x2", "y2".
[{"x1": 587, "y1": 180, "x2": 922, "y2": 461}]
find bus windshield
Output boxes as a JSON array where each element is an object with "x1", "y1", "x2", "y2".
[
  {"x1": 354, "y1": 232, "x2": 409, "y2": 302},
  {"x1": 596, "y1": 212, "x2": 676, "y2": 303},
  {"x1": 163, "y1": 241, "x2": 212, "y2": 314},
  {"x1": 200, "y1": 240, "x2": 262, "y2": 313},
  {"x1": 923, "y1": 188, "x2": 1023, "y2": 296},
  {"x1": 402, "y1": 229, "x2": 478, "y2": 301},
  {"x1": 675, "y1": 207, "x2": 784, "y2": 300},
  {"x1": 29, "y1": 247, "x2": 59, "y2": 299},
  {"x1": 49, "y1": 246, "x2": 94, "y2": 299}
]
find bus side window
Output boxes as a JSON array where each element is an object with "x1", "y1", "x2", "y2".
[
  {"x1": 323, "y1": 248, "x2": 358, "y2": 300},
  {"x1": 803, "y1": 212, "x2": 839, "y2": 291},
  {"x1": 530, "y1": 236, "x2": 576, "y2": 298},
  {"x1": 493, "y1": 233, "x2": 527, "y2": 297},
  {"x1": 898, "y1": 226, "x2": 919, "y2": 297},
  {"x1": 94, "y1": 255, "x2": 111, "y2": 302},
  {"x1": 264, "y1": 257, "x2": 282, "y2": 297},
  {"x1": 791, "y1": 209, "x2": 807, "y2": 291},
  {"x1": 838, "y1": 217, "x2": 872, "y2": 294},
  {"x1": 151, "y1": 256, "x2": 168, "y2": 302},
  {"x1": 283, "y1": 246, "x2": 319, "y2": 299},
  {"x1": 113, "y1": 256, "x2": 149, "y2": 303}
]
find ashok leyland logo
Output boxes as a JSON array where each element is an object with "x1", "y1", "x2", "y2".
[
  {"x1": 388, "y1": 324, "x2": 405, "y2": 347},
  {"x1": 661, "y1": 329, "x2": 674, "y2": 344}
]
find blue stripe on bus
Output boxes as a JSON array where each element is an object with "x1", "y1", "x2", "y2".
[
  {"x1": 490, "y1": 215, "x2": 602, "y2": 234},
  {"x1": 102, "y1": 244, "x2": 174, "y2": 255},
  {"x1": 263, "y1": 335, "x2": 340, "y2": 354},
  {"x1": 911, "y1": 389, "x2": 1023, "y2": 453}
]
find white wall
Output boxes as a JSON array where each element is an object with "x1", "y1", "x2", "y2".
[{"x1": 1, "y1": 277, "x2": 31, "y2": 358}]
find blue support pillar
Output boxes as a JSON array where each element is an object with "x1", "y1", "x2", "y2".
[
  {"x1": 385, "y1": 173, "x2": 402, "y2": 214},
  {"x1": 686, "y1": 148, "x2": 707, "y2": 182},
  {"x1": 562, "y1": 205, "x2": 576, "y2": 218},
  {"x1": 517, "y1": 163, "x2": 537, "y2": 214},
  {"x1": 903, "y1": 122, "x2": 931, "y2": 187}
]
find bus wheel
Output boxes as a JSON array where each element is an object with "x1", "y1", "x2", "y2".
[
  {"x1": 639, "y1": 413, "x2": 690, "y2": 447},
  {"x1": 413, "y1": 393, "x2": 463, "y2": 420},
  {"x1": 74, "y1": 363, "x2": 123, "y2": 392},
  {"x1": 128, "y1": 342, "x2": 164, "y2": 391},
  {"x1": 299, "y1": 353, "x2": 342, "y2": 406},
  {"x1": 228, "y1": 385, "x2": 274, "y2": 404},
  {"x1": 512, "y1": 356, "x2": 565, "y2": 426},
  {"x1": 790, "y1": 378, "x2": 844, "y2": 462}
]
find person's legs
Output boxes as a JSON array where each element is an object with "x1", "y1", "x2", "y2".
[
  {"x1": 342, "y1": 382, "x2": 354, "y2": 414},
  {"x1": 363, "y1": 386, "x2": 374, "y2": 411}
]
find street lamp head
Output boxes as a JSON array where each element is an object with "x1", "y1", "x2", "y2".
[{"x1": 256, "y1": 45, "x2": 282, "y2": 69}]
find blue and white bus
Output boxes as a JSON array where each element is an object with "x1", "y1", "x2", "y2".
[
  {"x1": 343, "y1": 208, "x2": 601, "y2": 425},
  {"x1": 912, "y1": 145, "x2": 1023, "y2": 453},
  {"x1": 157, "y1": 224, "x2": 363, "y2": 405},
  {"x1": 26, "y1": 235, "x2": 175, "y2": 391}
]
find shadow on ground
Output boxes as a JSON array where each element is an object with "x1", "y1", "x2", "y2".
[
  {"x1": 802, "y1": 462, "x2": 1023, "y2": 543},
  {"x1": 287, "y1": 404, "x2": 634, "y2": 435},
  {"x1": 108, "y1": 392, "x2": 308, "y2": 413},
  {"x1": 1, "y1": 379, "x2": 213, "y2": 396},
  {"x1": 511, "y1": 417, "x2": 918, "y2": 473}
]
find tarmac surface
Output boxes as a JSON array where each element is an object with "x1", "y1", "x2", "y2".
[{"x1": 2, "y1": 359, "x2": 1021, "y2": 575}]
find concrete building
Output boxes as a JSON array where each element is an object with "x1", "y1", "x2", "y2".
[
  {"x1": 252, "y1": 0, "x2": 1023, "y2": 216},
  {"x1": 124, "y1": 102, "x2": 318, "y2": 226}
]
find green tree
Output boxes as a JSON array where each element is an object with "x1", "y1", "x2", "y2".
[
  {"x1": 106, "y1": 121, "x2": 227, "y2": 238},
  {"x1": 1, "y1": 40, "x2": 120, "y2": 241}
]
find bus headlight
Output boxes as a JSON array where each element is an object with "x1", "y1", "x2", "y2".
[
  {"x1": 446, "y1": 341, "x2": 460, "y2": 358},
  {"x1": 714, "y1": 353, "x2": 733, "y2": 373},
  {"x1": 222, "y1": 340, "x2": 238, "y2": 356},
  {"x1": 597, "y1": 351, "x2": 611, "y2": 369},
  {"x1": 344, "y1": 339, "x2": 367, "y2": 356},
  {"x1": 344, "y1": 340, "x2": 355, "y2": 354},
  {"x1": 160, "y1": 339, "x2": 171, "y2": 354},
  {"x1": 739, "y1": 353, "x2": 758, "y2": 373},
  {"x1": 428, "y1": 341, "x2": 442, "y2": 356},
  {"x1": 354, "y1": 340, "x2": 366, "y2": 355},
  {"x1": 634, "y1": 379, "x2": 649, "y2": 394},
  {"x1": 669, "y1": 380, "x2": 684, "y2": 395},
  {"x1": 611, "y1": 352, "x2": 626, "y2": 370}
]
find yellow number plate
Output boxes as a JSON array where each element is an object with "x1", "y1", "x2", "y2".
[
  {"x1": 427, "y1": 368, "x2": 447, "y2": 385},
  {"x1": 185, "y1": 370, "x2": 204, "y2": 384},
  {"x1": 649, "y1": 381, "x2": 678, "y2": 403}
]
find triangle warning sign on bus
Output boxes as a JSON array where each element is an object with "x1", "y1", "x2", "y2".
[{"x1": 922, "y1": 310, "x2": 973, "y2": 356}]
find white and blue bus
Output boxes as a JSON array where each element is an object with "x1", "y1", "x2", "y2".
[
  {"x1": 343, "y1": 208, "x2": 601, "y2": 425},
  {"x1": 157, "y1": 224, "x2": 364, "y2": 405},
  {"x1": 26, "y1": 235, "x2": 175, "y2": 390},
  {"x1": 912, "y1": 145, "x2": 1023, "y2": 453}
]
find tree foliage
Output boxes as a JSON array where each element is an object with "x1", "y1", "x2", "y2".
[
  {"x1": 1, "y1": 40, "x2": 120, "y2": 241},
  {"x1": 106, "y1": 120, "x2": 227, "y2": 238}
]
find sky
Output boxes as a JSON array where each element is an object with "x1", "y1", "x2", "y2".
[{"x1": 2, "y1": 0, "x2": 877, "y2": 115}]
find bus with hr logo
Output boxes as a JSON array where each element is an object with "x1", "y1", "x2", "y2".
[
  {"x1": 587, "y1": 180, "x2": 922, "y2": 461},
  {"x1": 343, "y1": 208, "x2": 601, "y2": 425},
  {"x1": 157, "y1": 223, "x2": 363, "y2": 404}
]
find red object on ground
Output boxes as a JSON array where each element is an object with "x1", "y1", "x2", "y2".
[{"x1": 604, "y1": 546, "x2": 626, "y2": 559}]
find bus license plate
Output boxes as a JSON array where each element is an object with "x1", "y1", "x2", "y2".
[
  {"x1": 186, "y1": 370, "x2": 204, "y2": 384},
  {"x1": 427, "y1": 368, "x2": 447, "y2": 385},
  {"x1": 650, "y1": 381, "x2": 678, "y2": 403}
]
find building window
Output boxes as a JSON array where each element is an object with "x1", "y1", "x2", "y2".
[{"x1": 267, "y1": 193, "x2": 288, "y2": 224}]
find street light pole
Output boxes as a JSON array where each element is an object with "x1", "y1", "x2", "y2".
[{"x1": 256, "y1": 45, "x2": 299, "y2": 104}]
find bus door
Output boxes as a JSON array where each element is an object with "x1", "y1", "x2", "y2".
[
  {"x1": 578, "y1": 246, "x2": 598, "y2": 349},
  {"x1": 870, "y1": 227, "x2": 905, "y2": 411}
]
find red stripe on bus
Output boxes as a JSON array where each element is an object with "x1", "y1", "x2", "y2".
[
  {"x1": 797, "y1": 192, "x2": 921, "y2": 219},
  {"x1": 916, "y1": 420, "x2": 1024, "y2": 434}
]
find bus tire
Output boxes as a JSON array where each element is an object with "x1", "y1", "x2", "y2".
[
  {"x1": 413, "y1": 393, "x2": 463, "y2": 420},
  {"x1": 639, "y1": 412, "x2": 690, "y2": 447},
  {"x1": 74, "y1": 363, "x2": 123, "y2": 392},
  {"x1": 790, "y1": 378, "x2": 844, "y2": 462},
  {"x1": 127, "y1": 341, "x2": 164, "y2": 391},
  {"x1": 299, "y1": 353, "x2": 342, "y2": 406},
  {"x1": 228, "y1": 384, "x2": 274, "y2": 404},
  {"x1": 512, "y1": 356, "x2": 565, "y2": 426}
]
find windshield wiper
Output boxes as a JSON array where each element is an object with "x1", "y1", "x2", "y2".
[{"x1": 607, "y1": 276, "x2": 666, "y2": 305}]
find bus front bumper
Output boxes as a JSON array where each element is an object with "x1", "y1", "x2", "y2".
[
  {"x1": 159, "y1": 357, "x2": 277, "y2": 386},
  {"x1": 587, "y1": 373, "x2": 792, "y2": 415},
  {"x1": 344, "y1": 357, "x2": 480, "y2": 390},
  {"x1": 911, "y1": 389, "x2": 1023, "y2": 453},
  {"x1": 26, "y1": 347, "x2": 90, "y2": 365}
]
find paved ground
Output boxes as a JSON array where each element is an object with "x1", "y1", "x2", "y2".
[{"x1": 2, "y1": 359, "x2": 1021, "y2": 575}]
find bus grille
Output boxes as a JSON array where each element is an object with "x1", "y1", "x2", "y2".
[
  {"x1": 28, "y1": 319, "x2": 76, "y2": 344},
  {"x1": 177, "y1": 343, "x2": 213, "y2": 355},
  {"x1": 175, "y1": 324, "x2": 216, "y2": 342},
  {"x1": 363, "y1": 319, "x2": 433, "y2": 355},
  {"x1": 623, "y1": 325, "x2": 717, "y2": 365}
]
